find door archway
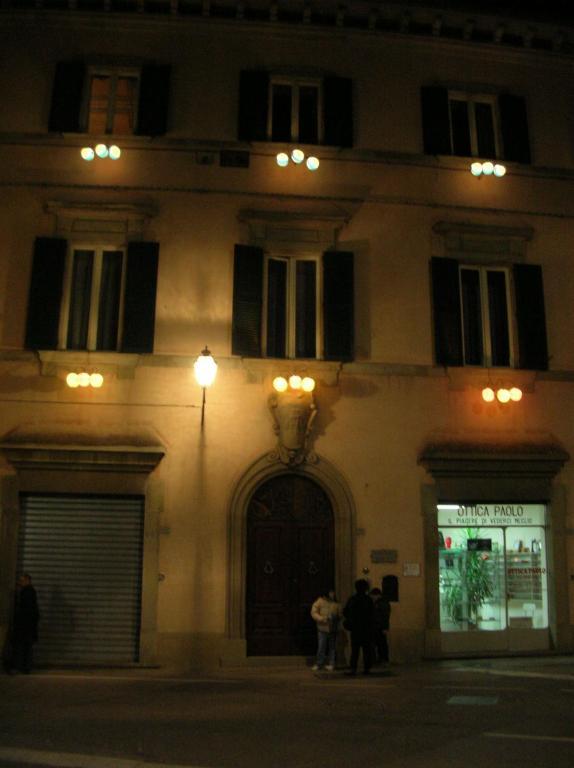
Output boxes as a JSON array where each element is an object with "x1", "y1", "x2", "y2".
[
  {"x1": 246, "y1": 474, "x2": 334, "y2": 655},
  {"x1": 228, "y1": 453, "x2": 356, "y2": 657}
]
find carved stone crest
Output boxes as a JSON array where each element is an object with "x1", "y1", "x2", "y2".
[{"x1": 268, "y1": 388, "x2": 317, "y2": 467}]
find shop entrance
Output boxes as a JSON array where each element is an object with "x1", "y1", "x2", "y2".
[
  {"x1": 246, "y1": 474, "x2": 334, "y2": 656},
  {"x1": 437, "y1": 503, "x2": 549, "y2": 653}
]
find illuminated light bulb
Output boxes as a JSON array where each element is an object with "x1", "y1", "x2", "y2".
[
  {"x1": 108, "y1": 145, "x2": 121, "y2": 160},
  {"x1": 95, "y1": 143, "x2": 109, "y2": 159},
  {"x1": 289, "y1": 375, "x2": 302, "y2": 390},
  {"x1": 66, "y1": 372, "x2": 80, "y2": 388},
  {"x1": 291, "y1": 149, "x2": 305, "y2": 165},
  {"x1": 273, "y1": 376, "x2": 288, "y2": 393},
  {"x1": 496, "y1": 388, "x2": 511, "y2": 403},
  {"x1": 509, "y1": 387, "x2": 523, "y2": 402},
  {"x1": 470, "y1": 162, "x2": 483, "y2": 176},
  {"x1": 482, "y1": 387, "x2": 495, "y2": 402},
  {"x1": 90, "y1": 372, "x2": 104, "y2": 388},
  {"x1": 276, "y1": 152, "x2": 289, "y2": 167},
  {"x1": 301, "y1": 376, "x2": 316, "y2": 392},
  {"x1": 482, "y1": 161, "x2": 494, "y2": 175},
  {"x1": 78, "y1": 372, "x2": 91, "y2": 387},
  {"x1": 194, "y1": 347, "x2": 218, "y2": 388},
  {"x1": 494, "y1": 163, "x2": 507, "y2": 177},
  {"x1": 306, "y1": 156, "x2": 320, "y2": 171},
  {"x1": 81, "y1": 147, "x2": 95, "y2": 161}
]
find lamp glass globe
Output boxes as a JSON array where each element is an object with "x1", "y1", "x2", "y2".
[{"x1": 273, "y1": 376, "x2": 288, "y2": 392}]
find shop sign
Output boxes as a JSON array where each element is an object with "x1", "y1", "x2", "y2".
[{"x1": 438, "y1": 503, "x2": 545, "y2": 527}]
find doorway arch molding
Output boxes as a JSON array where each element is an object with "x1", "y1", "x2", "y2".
[{"x1": 227, "y1": 453, "x2": 356, "y2": 641}]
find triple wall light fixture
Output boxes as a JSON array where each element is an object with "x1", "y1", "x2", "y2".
[
  {"x1": 481, "y1": 386, "x2": 523, "y2": 404},
  {"x1": 81, "y1": 144, "x2": 122, "y2": 162},
  {"x1": 66, "y1": 371, "x2": 104, "y2": 388},
  {"x1": 276, "y1": 149, "x2": 320, "y2": 171},
  {"x1": 194, "y1": 346, "x2": 218, "y2": 426},
  {"x1": 470, "y1": 161, "x2": 507, "y2": 177},
  {"x1": 273, "y1": 374, "x2": 316, "y2": 393}
]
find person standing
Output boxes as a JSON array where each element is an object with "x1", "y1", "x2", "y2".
[
  {"x1": 10, "y1": 573, "x2": 39, "y2": 674},
  {"x1": 310, "y1": 589, "x2": 342, "y2": 671},
  {"x1": 343, "y1": 579, "x2": 374, "y2": 675},
  {"x1": 370, "y1": 587, "x2": 391, "y2": 665}
]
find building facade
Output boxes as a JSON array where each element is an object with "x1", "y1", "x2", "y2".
[{"x1": 0, "y1": 0, "x2": 573, "y2": 669}]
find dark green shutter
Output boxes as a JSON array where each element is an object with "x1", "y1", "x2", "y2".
[
  {"x1": 431, "y1": 257, "x2": 463, "y2": 366},
  {"x1": 513, "y1": 264, "x2": 548, "y2": 370},
  {"x1": 48, "y1": 61, "x2": 85, "y2": 133},
  {"x1": 421, "y1": 87, "x2": 451, "y2": 156},
  {"x1": 499, "y1": 94, "x2": 531, "y2": 164},
  {"x1": 323, "y1": 77, "x2": 353, "y2": 148},
  {"x1": 121, "y1": 242, "x2": 159, "y2": 354},
  {"x1": 238, "y1": 72, "x2": 269, "y2": 142},
  {"x1": 25, "y1": 237, "x2": 67, "y2": 350},
  {"x1": 323, "y1": 251, "x2": 354, "y2": 361},
  {"x1": 232, "y1": 245, "x2": 263, "y2": 357},
  {"x1": 136, "y1": 65, "x2": 171, "y2": 137}
]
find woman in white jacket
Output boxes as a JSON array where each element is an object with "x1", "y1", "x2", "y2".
[{"x1": 310, "y1": 590, "x2": 342, "y2": 671}]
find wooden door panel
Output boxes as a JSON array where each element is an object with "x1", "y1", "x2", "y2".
[{"x1": 246, "y1": 475, "x2": 334, "y2": 656}]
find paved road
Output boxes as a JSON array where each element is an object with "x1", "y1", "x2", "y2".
[{"x1": 1, "y1": 656, "x2": 573, "y2": 768}]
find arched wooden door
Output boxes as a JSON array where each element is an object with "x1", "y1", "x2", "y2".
[{"x1": 246, "y1": 474, "x2": 335, "y2": 656}]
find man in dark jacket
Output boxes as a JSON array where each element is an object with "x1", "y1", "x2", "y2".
[
  {"x1": 343, "y1": 578, "x2": 374, "y2": 675},
  {"x1": 10, "y1": 573, "x2": 39, "y2": 674}
]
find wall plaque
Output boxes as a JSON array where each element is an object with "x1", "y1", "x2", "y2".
[{"x1": 370, "y1": 549, "x2": 398, "y2": 563}]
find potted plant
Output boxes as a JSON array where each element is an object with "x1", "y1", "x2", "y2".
[{"x1": 441, "y1": 528, "x2": 494, "y2": 629}]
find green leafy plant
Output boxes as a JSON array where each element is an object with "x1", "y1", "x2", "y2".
[{"x1": 442, "y1": 528, "x2": 494, "y2": 628}]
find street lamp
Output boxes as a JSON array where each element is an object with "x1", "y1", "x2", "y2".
[{"x1": 194, "y1": 346, "x2": 218, "y2": 426}]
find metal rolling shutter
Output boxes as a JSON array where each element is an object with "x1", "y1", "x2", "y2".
[{"x1": 17, "y1": 495, "x2": 144, "y2": 666}]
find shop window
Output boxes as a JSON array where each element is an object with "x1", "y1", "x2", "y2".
[
  {"x1": 232, "y1": 245, "x2": 354, "y2": 361},
  {"x1": 238, "y1": 71, "x2": 353, "y2": 147},
  {"x1": 25, "y1": 237, "x2": 159, "y2": 354},
  {"x1": 421, "y1": 87, "x2": 530, "y2": 164},
  {"x1": 437, "y1": 504, "x2": 549, "y2": 633},
  {"x1": 48, "y1": 61, "x2": 170, "y2": 137},
  {"x1": 431, "y1": 257, "x2": 548, "y2": 370}
]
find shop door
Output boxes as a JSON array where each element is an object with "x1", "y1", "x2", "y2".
[{"x1": 246, "y1": 474, "x2": 334, "y2": 656}]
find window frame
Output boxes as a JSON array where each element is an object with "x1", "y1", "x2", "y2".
[
  {"x1": 448, "y1": 91, "x2": 502, "y2": 159},
  {"x1": 59, "y1": 241, "x2": 127, "y2": 352},
  {"x1": 83, "y1": 66, "x2": 141, "y2": 136},
  {"x1": 262, "y1": 251, "x2": 323, "y2": 360},
  {"x1": 267, "y1": 76, "x2": 324, "y2": 144},
  {"x1": 458, "y1": 264, "x2": 515, "y2": 368}
]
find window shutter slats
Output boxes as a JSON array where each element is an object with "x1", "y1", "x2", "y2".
[
  {"x1": 232, "y1": 245, "x2": 264, "y2": 357},
  {"x1": 323, "y1": 251, "x2": 354, "y2": 361},
  {"x1": 499, "y1": 93, "x2": 531, "y2": 164},
  {"x1": 238, "y1": 72, "x2": 269, "y2": 142},
  {"x1": 323, "y1": 77, "x2": 353, "y2": 148},
  {"x1": 48, "y1": 61, "x2": 85, "y2": 133},
  {"x1": 421, "y1": 86, "x2": 451, "y2": 156},
  {"x1": 136, "y1": 64, "x2": 171, "y2": 137},
  {"x1": 431, "y1": 257, "x2": 463, "y2": 366},
  {"x1": 121, "y1": 242, "x2": 159, "y2": 354},
  {"x1": 513, "y1": 263, "x2": 548, "y2": 370},
  {"x1": 25, "y1": 237, "x2": 67, "y2": 350}
]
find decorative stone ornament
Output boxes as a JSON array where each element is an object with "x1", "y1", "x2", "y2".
[{"x1": 268, "y1": 385, "x2": 317, "y2": 467}]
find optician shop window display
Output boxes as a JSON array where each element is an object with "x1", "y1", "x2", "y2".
[{"x1": 437, "y1": 504, "x2": 548, "y2": 633}]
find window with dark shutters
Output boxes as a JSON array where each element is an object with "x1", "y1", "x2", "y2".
[
  {"x1": 48, "y1": 61, "x2": 170, "y2": 137},
  {"x1": 431, "y1": 257, "x2": 548, "y2": 370},
  {"x1": 238, "y1": 71, "x2": 353, "y2": 147},
  {"x1": 232, "y1": 246, "x2": 354, "y2": 361},
  {"x1": 24, "y1": 238, "x2": 159, "y2": 354},
  {"x1": 421, "y1": 86, "x2": 530, "y2": 164}
]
